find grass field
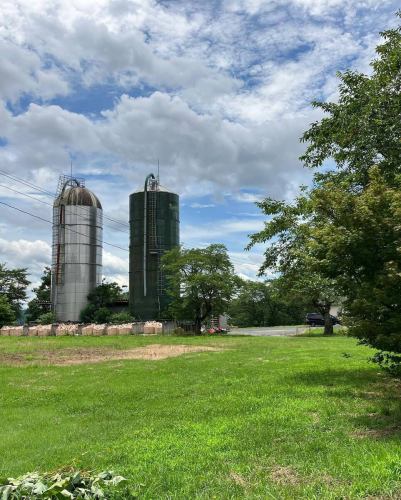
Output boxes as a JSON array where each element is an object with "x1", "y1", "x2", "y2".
[{"x1": 1, "y1": 334, "x2": 401, "y2": 499}]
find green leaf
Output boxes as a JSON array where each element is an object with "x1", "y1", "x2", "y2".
[{"x1": 1, "y1": 485, "x2": 13, "y2": 500}]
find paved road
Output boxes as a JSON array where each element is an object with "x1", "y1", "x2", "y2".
[
  {"x1": 229, "y1": 325, "x2": 302, "y2": 336},
  {"x1": 229, "y1": 325, "x2": 341, "y2": 336}
]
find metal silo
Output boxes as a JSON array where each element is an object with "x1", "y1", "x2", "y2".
[
  {"x1": 51, "y1": 176, "x2": 103, "y2": 322},
  {"x1": 129, "y1": 174, "x2": 179, "y2": 320}
]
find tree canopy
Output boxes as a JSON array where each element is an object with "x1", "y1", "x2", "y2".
[
  {"x1": 0, "y1": 263, "x2": 30, "y2": 318},
  {"x1": 247, "y1": 192, "x2": 341, "y2": 334},
  {"x1": 0, "y1": 294, "x2": 16, "y2": 327},
  {"x1": 228, "y1": 279, "x2": 310, "y2": 328},
  {"x1": 301, "y1": 15, "x2": 401, "y2": 186},
  {"x1": 162, "y1": 244, "x2": 240, "y2": 333},
  {"x1": 250, "y1": 15, "x2": 401, "y2": 351},
  {"x1": 80, "y1": 280, "x2": 129, "y2": 323},
  {"x1": 26, "y1": 266, "x2": 51, "y2": 322}
]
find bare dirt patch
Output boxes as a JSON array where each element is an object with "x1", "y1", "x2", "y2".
[
  {"x1": 270, "y1": 466, "x2": 301, "y2": 486},
  {"x1": 0, "y1": 344, "x2": 221, "y2": 366},
  {"x1": 351, "y1": 424, "x2": 401, "y2": 439},
  {"x1": 229, "y1": 471, "x2": 248, "y2": 488}
]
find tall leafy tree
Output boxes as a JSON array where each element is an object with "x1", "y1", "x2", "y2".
[
  {"x1": 247, "y1": 195, "x2": 341, "y2": 335},
  {"x1": 0, "y1": 263, "x2": 30, "y2": 317},
  {"x1": 162, "y1": 244, "x2": 240, "y2": 333},
  {"x1": 301, "y1": 15, "x2": 401, "y2": 186},
  {"x1": 250, "y1": 15, "x2": 401, "y2": 351},
  {"x1": 26, "y1": 266, "x2": 51, "y2": 321},
  {"x1": 0, "y1": 294, "x2": 16, "y2": 327},
  {"x1": 298, "y1": 15, "x2": 401, "y2": 368}
]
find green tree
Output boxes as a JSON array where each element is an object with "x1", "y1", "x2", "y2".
[
  {"x1": 301, "y1": 16, "x2": 401, "y2": 186},
  {"x1": 26, "y1": 267, "x2": 51, "y2": 322},
  {"x1": 80, "y1": 281, "x2": 125, "y2": 323},
  {"x1": 0, "y1": 294, "x2": 16, "y2": 327},
  {"x1": 247, "y1": 195, "x2": 341, "y2": 335},
  {"x1": 297, "y1": 15, "x2": 401, "y2": 367},
  {"x1": 228, "y1": 279, "x2": 309, "y2": 327},
  {"x1": 162, "y1": 244, "x2": 240, "y2": 334},
  {"x1": 0, "y1": 263, "x2": 30, "y2": 317},
  {"x1": 249, "y1": 15, "x2": 401, "y2": 342}
]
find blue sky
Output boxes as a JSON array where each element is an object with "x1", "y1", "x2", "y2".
[{"x1": 0, "y1": 0, "x2": 398, "y2": 289}]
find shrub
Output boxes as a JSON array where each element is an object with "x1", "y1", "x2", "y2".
[
  {"x1": 93, "y1": 307, "x2": 112, "y2": 324},
  {"x1": 37, "y1": 312, "x2": 56, "y2": 325},
  {"x1": 0, "y1": 470, "x2": 127, "y2": 499},
  {"x1": 109, "y1": 312, "x2": 134, "y2": 324}
]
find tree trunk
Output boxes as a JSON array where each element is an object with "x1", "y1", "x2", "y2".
[
  {"x1": 323, "y1": 310, "x2": 333, "y2": 335},
  {"x1": 194, "y1": 317, "x2": 202, "y2": 335}
]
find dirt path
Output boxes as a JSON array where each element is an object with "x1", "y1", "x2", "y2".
[{"x1": 0, "y1": 344, "x2": 222, "y2": 366}]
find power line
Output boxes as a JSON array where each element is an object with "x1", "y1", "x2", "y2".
[
  {"x1": 0, "y1": 172, "x2": 130, "y2": 233},
  {"x1": 0, "y1": 169, "x2": 55, "y2": 197},
  {"x1": 0, "y1": 169, "x2": 130, "y2": 229},
  {"x1": 0, "y1": 182, "x2": 129, "y2": 234},
  {"x1": 103, "y1": 215, "x2": 130, "y2": 228},
  {"x1": 0, "y1": 183, "x2": 52, "y2": 206},
  {"x1": 0, "y1": 200, "x2": 129, "y2": 253}
]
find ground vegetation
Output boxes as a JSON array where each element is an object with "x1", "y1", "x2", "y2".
[{"x1": 0, "y1": 334, "x2": 400, "y2": 498}]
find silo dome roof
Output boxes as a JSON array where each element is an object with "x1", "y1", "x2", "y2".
[{"x1": 54, "y1": 186, "x2": 102, "y2": 209}]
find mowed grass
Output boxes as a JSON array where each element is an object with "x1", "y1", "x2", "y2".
[{"x1": 1, "y1": 334, "x2": 401, "y2": 499}]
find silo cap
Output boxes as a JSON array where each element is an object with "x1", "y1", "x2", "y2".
[{"x1": 54, "y1": 186, "x2": 102, "y2": 209}]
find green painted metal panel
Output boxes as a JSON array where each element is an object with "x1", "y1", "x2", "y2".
[{"x1": 129, "y1": 189, "x2": 179, "y2": 320}]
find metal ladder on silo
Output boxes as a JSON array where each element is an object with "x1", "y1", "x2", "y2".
[
  {"x1": 148, "y1": 189, "x2": 164, "y2": 298},
  {"x1": 148, "y1": 190, "x2": 157, "y2": 253}
]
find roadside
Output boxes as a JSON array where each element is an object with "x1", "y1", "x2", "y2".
[{"x1": 229, "y1": 325, "x2": 342, "y2": 336}]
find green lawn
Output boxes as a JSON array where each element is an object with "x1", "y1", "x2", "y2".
[{"x1": 1, "y1": 334, "x2": 401, "y2": 498}]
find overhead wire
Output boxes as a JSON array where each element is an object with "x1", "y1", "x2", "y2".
[
  {"x1": 0, "y1": 182, "x2": 129, "y2": 234},
  {"x1": 0, "y1": 200, "x2": 129, "y2": 253},
  {"x1": 0, "y1": 169, "x2": 130, "y2": 230},
  {"x1": 0, "y1": 183, "x2": 52, "y2": 206}
]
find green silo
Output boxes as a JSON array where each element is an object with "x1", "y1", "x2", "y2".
[{"x1": 129, "y1": 174, "x2": 180, "y2": 320}]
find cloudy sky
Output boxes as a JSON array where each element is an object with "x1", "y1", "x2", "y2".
[{"x1": 0, "y1": 0, "x2": 398, "y2": 291}]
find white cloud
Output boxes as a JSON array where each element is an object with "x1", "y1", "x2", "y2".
[
  {"x1": 0, "y1": 40, "x2": 69, "y2": 102},
  {"x1": 229, "y1": 250, "x2": 266, "y2": 280},
  {"x1": 0, "y1": 238, "x2": 51, "y2": 294},
  {"x1": 181, "y1": 218, "x2": 264, "y2": 245},
  {"x1": 190, "y1": 203, "x2": 216, "y2": 209},
  {"x1": 103, "y1": 250, "x2": 128, "y2": 274},
  {"x1": 0, "y1": 0, "x2": 398, "y2": 298},
  {"x1": 0, "y1": 238, "x2": 51, "y2": 267}
]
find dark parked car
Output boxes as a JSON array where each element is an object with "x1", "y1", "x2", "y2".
[{"x1": 305, "y1": 312, "x2": 340, "y2": 326}]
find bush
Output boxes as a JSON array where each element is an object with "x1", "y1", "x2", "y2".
[
  {"x1": 93, "y1": 307, "x2": 112, "y2": 324},
  {"x1": 109, "y1": 312, "x2": 134, "y2": 324},
  {"x1": 37, "y1": 312, "x2": 56, "y2": 325},
  {"x1": 0, "y1": 470, "x2": 127, "y2": 499}
]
